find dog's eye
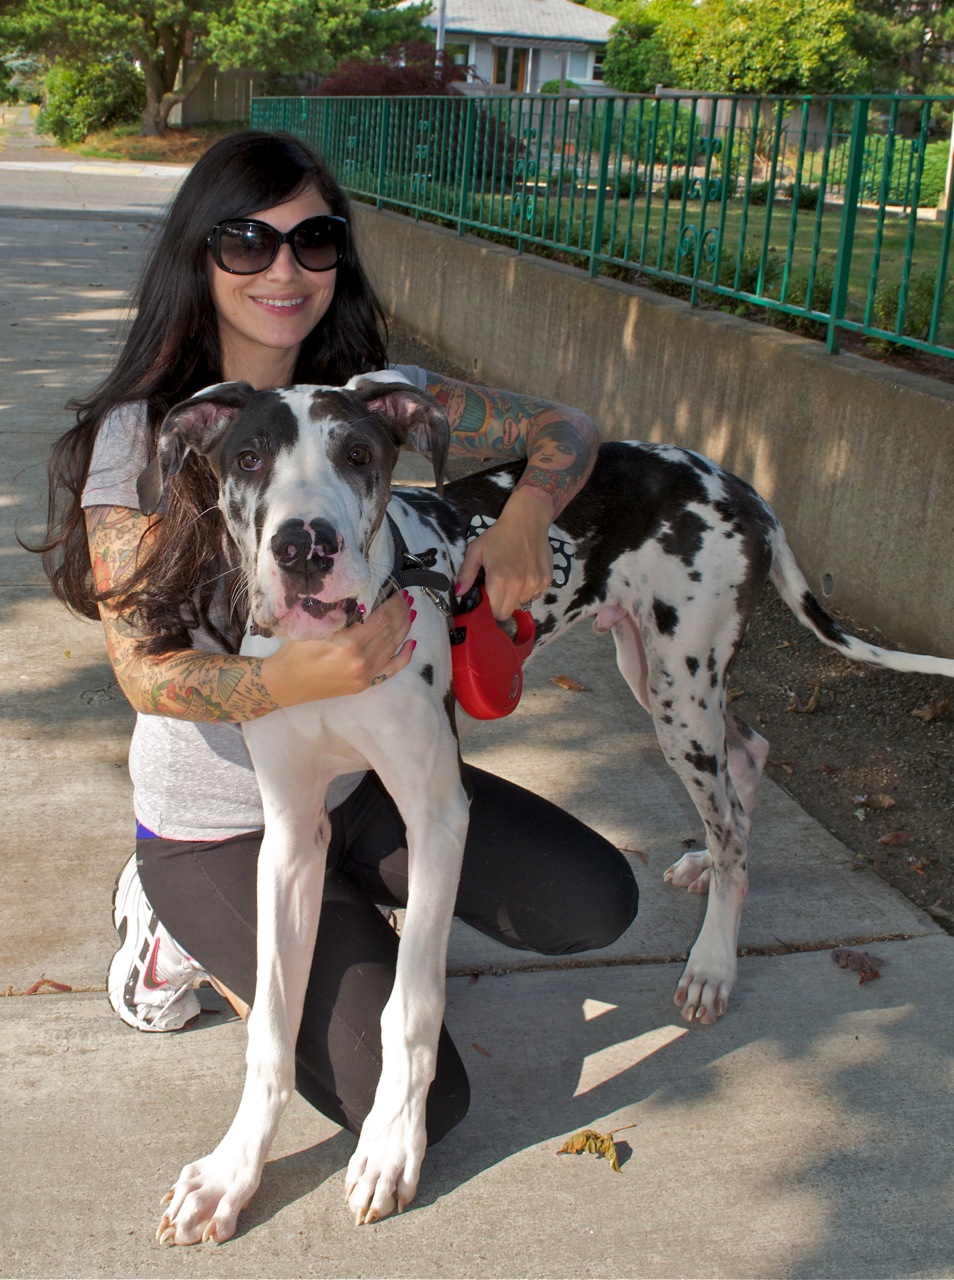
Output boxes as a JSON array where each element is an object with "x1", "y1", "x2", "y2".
[
  {"x1": 237, "y1": 451, "x2": 262, "y2": 472},
  {"x1": 347, "y1": 445, "x2": 372, "y2": 467}
]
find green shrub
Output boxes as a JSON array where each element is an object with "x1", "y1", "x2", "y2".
[
  {"x1": 746, "y1": 181, "x2": 774, "y2": 206},
  {"x1": 538, "y1": 79, "x2": 581, "y2": 95},
  {"x1": 38, "y1": 57, "x2": 144, "y2": 144},
  {"x1": 872, "y1": 270, "x2": 949, "y2": 344},
  {"x1": 785, "y1": 182, "x2": 821, "y2": 209},
  {"x1": 614, "y1": 170, "x2": 647, "y2": 199}
]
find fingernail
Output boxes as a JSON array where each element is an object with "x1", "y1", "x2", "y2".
[
  {"x1": 409, "y1": 639, "x2": 417, "y2": 651},
  {"x1": 403, "y1": 591, "x2": 414, "y2": 606},
  {"x1": 453, "y1": 582, "x2": 461, "y2": 594},
  {"x1": 409, "y1": 610, "x2": 417, "y2": 623},
  {"x1": 357, "y1": 603, "x2": 366, "y2": 617}
]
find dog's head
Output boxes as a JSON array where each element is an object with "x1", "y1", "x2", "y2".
[{"x1": 138, "y1": 374, "x2": 450, "y2": 639}]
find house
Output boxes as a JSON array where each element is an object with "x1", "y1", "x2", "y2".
[{"x1": 422, "y1": 0, "x2": 616, "y2": 94}]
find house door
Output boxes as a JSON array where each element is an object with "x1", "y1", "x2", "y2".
[{"x1": 493, "y1": 46, "x2": 529, "y2": 92}]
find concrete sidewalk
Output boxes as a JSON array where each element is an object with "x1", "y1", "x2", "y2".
[{"x1": 2, "y1": 160, "x2": 953, "y2": 1280}]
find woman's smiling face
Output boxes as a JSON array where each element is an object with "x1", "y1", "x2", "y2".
[{"x1": 209, "y1": 185, "x2": 338, "y2": 387}]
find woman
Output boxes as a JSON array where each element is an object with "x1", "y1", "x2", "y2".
[{"x1": 40, "y1": 130, "x2": 638, "y2": 1143}]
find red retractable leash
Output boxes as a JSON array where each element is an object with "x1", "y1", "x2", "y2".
[
  {"x1": 450, "y1": 576, "x2": 535, "y2": 720},
  {"x1": 382, "y1": 518, "x2": 536, "y2": 721}
]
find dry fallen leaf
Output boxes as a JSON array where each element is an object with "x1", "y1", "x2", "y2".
[
  {"x1": 22, "y1": 978, "x2": 72, "y2": 996},
  {"x1": 470, "y1": 1041, "x2": 492, "y2": 1058},
  {"x1": 831, "y1": 948, "x2": 884, "y2": 984},
  {"x1": 787, "y1": 683, "x2": 822, "y2": 714},
  {"x1": 853, "y1": 793, "x2": 897, "y2": 811},
  {"x1": 551, "y1": 674, "x2": 590, "y2": 692},
  {"x1": 878, "y1": 830, "x2": 911, "y2": 847},
  {"x1": 726, "y1": 687, "x2": 744, "y2": 703},
  {"x1": 912, "y1": 698, "x2": 950, "y2": 723},
  {"x1": 557, "y1": 1124, "x2": 636, "y2": 1173}
]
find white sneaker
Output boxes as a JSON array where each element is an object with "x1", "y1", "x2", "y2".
[{"x1": 107, "y1": 855, "x2": 208, "y2": 1032}]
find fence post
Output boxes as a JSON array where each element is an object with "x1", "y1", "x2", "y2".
[
  {"x1": 588, "y1": 97, "x2": 616, "y2": 277},
  {"x1": 457, "y1": 98, "x2": 476, "y2": 235},
  {"x1": 827, "y1": 96, "x2": 869, "y2": 354},
  {"x1": 376, "y1": 99, "x2": 390, "y2": 208}
]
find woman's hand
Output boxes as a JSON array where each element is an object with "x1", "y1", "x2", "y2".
[
  {"x1": 455, "y1": 488, "x2": 553, "y2": 620},
  {"x1": 262, "y1": 592, "x2": 415, "y2": 707}
]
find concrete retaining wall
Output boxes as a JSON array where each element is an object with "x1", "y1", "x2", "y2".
[{"x1": 353, "y1": 203, "x2": 954, "y2": 659}]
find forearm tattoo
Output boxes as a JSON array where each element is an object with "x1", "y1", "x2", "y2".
[
  {"x1": 86, "y1": 505, "x2": 278, "y2": 723},
  {"x1": 427, "y1": 378, "x2": 598, "y2": 515}
]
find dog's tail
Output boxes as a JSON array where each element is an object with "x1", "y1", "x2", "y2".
[{"x1": 768, "y1": 526, "x2": 954, "y2": 678}]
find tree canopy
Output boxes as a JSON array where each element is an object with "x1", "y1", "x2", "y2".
[
  {"x1": 603, "y1": 0, "x2": 951, "y2": 99},
  {"x1": 1, "y1": 0, "x2": 430, "y2": 134}
]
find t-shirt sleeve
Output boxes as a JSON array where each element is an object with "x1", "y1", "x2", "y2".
[
  {"x1": 386, "y1": 363, "x2": 428, "y2": 391},
  {"x1": 81, "y1": 402, "x2": 151, "y2": 510}
]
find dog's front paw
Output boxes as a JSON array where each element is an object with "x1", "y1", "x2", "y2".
[
  {"x1": 345, "y1": 1115, "x2": 425, "y2": 1225},
  {"x1": 156, "y1": 1149, "x2": 260, "y2": 1246},
  {"x1": 664, "y1": 849, "x2": 712, "y2": 894},
  {"x1": 674, "y1": 947, "x2": 736, "y2": 1025}
]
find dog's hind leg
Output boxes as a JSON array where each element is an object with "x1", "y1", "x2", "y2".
[
  {"x1": 664, "y1": 710, "x2": 768, "y2": 894},
  {"x1": 609, "y1": 608, "x2": 752, "y2": 1023}
]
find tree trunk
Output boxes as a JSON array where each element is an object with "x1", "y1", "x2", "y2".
[
  {"x1": 138, "y1": 43, "x2": 207, "y2": 136},
  {"x1": 141, "y1": 57, "x2": 168, "y2": 136}
]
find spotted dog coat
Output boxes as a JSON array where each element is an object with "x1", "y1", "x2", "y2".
[{"x1": 442, "y1": 442, "x2": 954, "y2": 1026}]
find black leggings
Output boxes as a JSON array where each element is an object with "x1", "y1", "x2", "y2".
[{"x1": 138, "y1": 766, "x2": 638, "y2": 1144}]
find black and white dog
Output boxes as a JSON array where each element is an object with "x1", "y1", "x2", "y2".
[{"x1": 140, "y1": 372, "x2": 954, "y2": 1243}]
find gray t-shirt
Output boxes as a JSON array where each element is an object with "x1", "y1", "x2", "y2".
[{"x1": 81, "y1": 367, "x2": 428, "y2": 840}]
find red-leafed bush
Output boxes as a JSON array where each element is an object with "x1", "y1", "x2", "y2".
[{"x1": 316, "y1": 42, "x2": 468, "y2": 97}]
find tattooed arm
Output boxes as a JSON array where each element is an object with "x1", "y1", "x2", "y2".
[
  {"x1": 86, "y1": 505, "x2": 413, "y2": 721},
  {"x1": 426, "y1": 375, "x2": 599, "y2": 618}
]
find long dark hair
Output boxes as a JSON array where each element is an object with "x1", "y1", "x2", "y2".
[{"x1": 37, "y1": 130, "x2": 389, "y2": 650}]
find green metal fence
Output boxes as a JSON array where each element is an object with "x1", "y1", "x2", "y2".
[{"x1": 251, "y1": 92, "x2": 954, "y2": 362}]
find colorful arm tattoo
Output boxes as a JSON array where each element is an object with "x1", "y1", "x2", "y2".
[
  {"x1": 426, "y1": 375, "x2": 599, "y2": 516},
  {"x1": 85, "y1": 506, "x2": 279, "y2": 724}
]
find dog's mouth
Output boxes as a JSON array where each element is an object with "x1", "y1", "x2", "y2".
[
  {"x1": 297, "y1": 595, "x2": 362, "y2": 622},
  {"x1": 298, "y1": 595, "x2": 337, "y2": 619}
]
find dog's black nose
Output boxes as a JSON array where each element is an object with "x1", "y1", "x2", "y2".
[{"x1": 271, "y1": 519, "x2": 338, "y2": 572}]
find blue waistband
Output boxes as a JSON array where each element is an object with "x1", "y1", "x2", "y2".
[{"x1": 136, "y1": 821, "x2": 159, "y2": 840}]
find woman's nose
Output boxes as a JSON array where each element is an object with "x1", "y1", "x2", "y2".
[{"x1": 265, "y1": 242, "x2": 300, "y2": 279}]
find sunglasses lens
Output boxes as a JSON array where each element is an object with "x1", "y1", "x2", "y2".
[
  {"x1": 215, "y1": 222, "x2": 277, "y2": 274},
  {"x1": 293, "y1": 218, "x2": 345, "y2": 270}
]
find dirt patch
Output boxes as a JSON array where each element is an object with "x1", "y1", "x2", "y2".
[
  {"x1": 71, "y1": 125, "x2": 243, "y2": 166},
  {"x1": 732, "y1": 589, "x2": 954, "y2": 934}
]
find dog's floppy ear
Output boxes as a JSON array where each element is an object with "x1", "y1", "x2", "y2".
[
  {"x1": 137, "y1": 381, "x2": 256, "y2": 515},
  {"x1": 347, "y1": 372, "x2": 450, "y2": 496}
]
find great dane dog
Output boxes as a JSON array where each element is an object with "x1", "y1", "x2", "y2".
[{"x1": 140, "y1": 372, "x2": 954, "y2": 1243}]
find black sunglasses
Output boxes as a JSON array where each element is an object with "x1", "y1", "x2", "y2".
[{"x1": 206, "y1": 215, "x2": 348, "y2": 275}]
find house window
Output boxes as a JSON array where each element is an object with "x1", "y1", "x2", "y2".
[
  {"x1": 593, "y1": 52, "x2": 605, "y2": 82},
  {"x1": 493, "y1": 46, "x2": 528, "y2": 91},
  {"x1": 568, "y1": 51, "x2": 589, "y2": 81},
  {"x1": 443, "y1": 41, "x2": 470, "y2": 68}
]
